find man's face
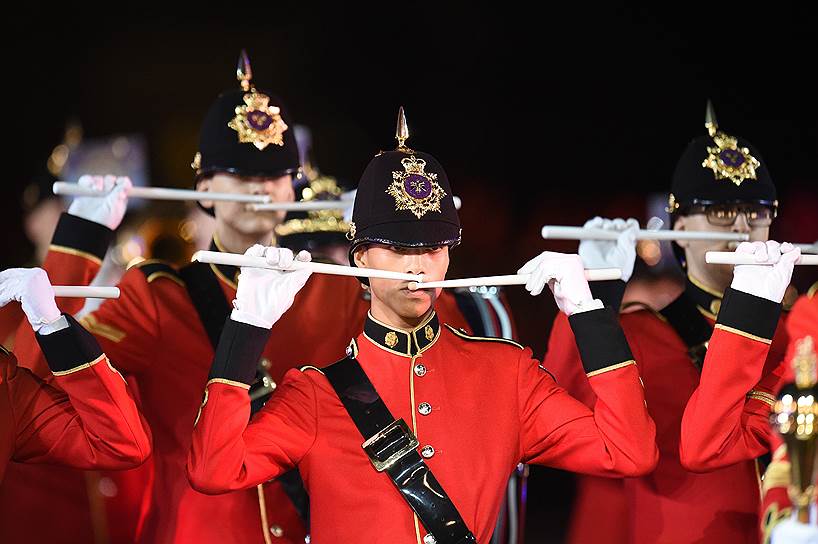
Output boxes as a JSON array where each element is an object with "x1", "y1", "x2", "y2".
[
  {"x1": 197, "y1": 172, "x2": 294, "y2": 236},
  {"x1": 674, "y1": 207, "x2": 771, "y2": 289},
  {"x1": 354, "y1": 244, "x2": 450, "y2": 322}
]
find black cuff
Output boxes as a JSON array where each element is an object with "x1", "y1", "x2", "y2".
[
  {"x1": 208, "y1": 318, "x2": 270, "y2": 384},
  {"x1": 36, "y1": 314, "x2": 104, "y2": 373},
  {"x1": 589, "y1": 280, "x2": 627, "y2": 310},
  {"x1": 51, "y1": 213, "x2": 114, "y2": 262},
  {"x1": 569, "y1": 307, "x2": 634, "y2": 374},
  {"x1": 717, "y1": 287, "x2": 781, "y2": 341}
]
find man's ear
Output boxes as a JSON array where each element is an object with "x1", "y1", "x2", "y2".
[
  {"x1": 353, "y1": 246, "x2": 368, "y2": 268},
  {"x1": 196, "y1": 178, "x2": 215, "y2": 210},
  {"x1": 673, "y1": 215, "x2": 690, "y2": 249}
]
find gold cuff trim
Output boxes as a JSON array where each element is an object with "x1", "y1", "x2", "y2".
[
  {"x1": 51, "y1": 353, "x2": 106, "y2": 376},
  {"x1": 206, "y1": 377, "x2": 251, "y2": 390},
  {"x1": 747, "y1": 390, "x2": 777, "y2": 407},
  {"x1": 80, "y1": 314, "x2": 126, "y2": 343},
  {"x1": 587, "y1": 359, "x2": 637, "y2": 378},
  {"x1": 49, "y1": 244, "x2": 103, "y2": 266},
  {"x1": 299, "y1": 365, "x2": 325, "y2": 375},
  {"x1": 714, "y1": 323, "x2": 772, "y2": 345}
]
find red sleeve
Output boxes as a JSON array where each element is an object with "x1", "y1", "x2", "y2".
[
  {"x1": 187, "y1": 320, "x2": 317, "y2": 494},
  {"x1": 45, "y1": 213, "x2": 114, "y2": 314},
  {"x1": 680, "y1": 288, "x2": 783, "y2": 472},
  {"x1": 542, "y1": 312, "x2": 596, "y2": 408},
  {"x1": 10, "y1": 316, "x2": 151, "y2": 469},
  {"x1": 12, "y1": 213, "x2": 114, "y2": 377},
  {"x1": 521, "y1": 308, "x2": 658, "y2": 477},
  {"x1": 15, "y1": 267, "x2": 165, "y2": 379}
]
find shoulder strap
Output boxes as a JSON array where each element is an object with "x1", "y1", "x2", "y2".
[
  {"x1": 323, "y1": 356, "x2": 476, "y2": 544},
  {"x1": 178, "y1": 262, "x2": 231, "y2": 350},
  {"x1": 658, "y1": 292, "x2": 714, "y2": 370}
]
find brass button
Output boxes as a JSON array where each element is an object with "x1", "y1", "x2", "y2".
[
  {"x1": 423, "y1": 533, "x2": 437, "y2": 544},
  {"x1": 270, "y1": 524, "x2": 283, "y2": 537},
  {"x1": 414, "y1": 363, "x2": 427, "y2": 377},
  {"x1": 418, "y1": 402, "x2": 432, "y2": 416},
  {"x1": 421, "y1": 445, "x2": 435, "y2": 459}
]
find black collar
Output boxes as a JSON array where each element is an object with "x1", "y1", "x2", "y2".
[
  {"x1": 209, "y1": 238, "x2": 239, "y2": 288},
  {"x1": 686, "y1": 275, "x2": 724, "y2": 319},
  {"x1": 363, "y1": 311, "x2": 441, "y2": 357}
]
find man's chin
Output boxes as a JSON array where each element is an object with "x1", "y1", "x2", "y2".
[{"x1": 395, "y1": 298, "x2": 433, "y2": 321}]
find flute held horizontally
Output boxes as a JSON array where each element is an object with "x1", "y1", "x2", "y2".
[
  {"x1": 191, "y1": 251, "x2": 424, "y2": 282},
  {"x1": 541, "y1": 225, "x2": 749, "y2": 242}
]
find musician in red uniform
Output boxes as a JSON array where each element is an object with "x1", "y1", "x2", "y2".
[
  {"x1": 677, "y1": 280, "x2": 817, "y2": 543},
  {"x1": 0, "y1": 176, "x2": 135, "y2": 544},
  {"x1": 547, "y1": 103, "x2": 790, "y2": 543},
  {"x1": 4, "y1": 59, "x2": 484, "y2": 543},
  {"x1": 0, "y1": 267, "x2": 150, "y2": 482},
  {"x1": 185, "y1": 123, "x2": 658, "y2": 543}
]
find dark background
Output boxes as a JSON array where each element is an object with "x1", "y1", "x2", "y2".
[{"x1": 1, "y1": 4, "x2": 816, "y2": 541}]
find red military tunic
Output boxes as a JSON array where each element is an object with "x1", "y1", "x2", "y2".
[
  {"x1": 677, "y1": 285, "x2": 817, "y2": 543},
  {"x1": 1, "y1": 315, "x2": 151, "y2": 482},
  {"x1": 0, "y1": 214, "x2": 134, "y2": 544},
  {"x1": 187, "y1": 307, "x2": 658, "y2": 543},
  {"x1": 548, "y1": 279, "x2": 789, "y2": 544},
  {"x1": 6, "y1": 213, "x2": 478, "y2": 544}
]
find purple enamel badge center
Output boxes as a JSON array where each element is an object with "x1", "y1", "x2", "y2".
[
  {"x1": 404, "y1": 174, "x2": 432, "y2": 199},
  {"x1": 248, "y1": 111, "x2": 273, "y2": 131},
  {"x1": 719, "y1": 149, "x2": 745, "y2": 168}
]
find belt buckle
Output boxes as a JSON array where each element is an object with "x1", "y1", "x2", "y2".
[{"x1": 362, "y1": 419, "x2": 419, "y2": 472}]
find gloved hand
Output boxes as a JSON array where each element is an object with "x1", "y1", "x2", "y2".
[
  {"x1": 518, "y1": 252, "x2": 604, "y2": 316},
  {"x1": 771, "y1": 517, "x2": 818, "y2": 544},
  {"x1": 68, "y1": 175, "x2": 132, "y2": 229},
  {"x1": 578, "y1": 217, "x2": 639, "y2": 282},
  {"x1": 0, "y1": 268, "x2": 63, "y2": 332},
  {"x1": 231, "y1": 245, "x2": 313, "y2": 329},
  {"x1": 731, "y1": 241, "x2": 800, "y2": 303}
]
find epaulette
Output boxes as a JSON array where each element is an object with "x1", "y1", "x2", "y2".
[
  {"x1": 132, "y1": 259, "x2": 184, "y2": 286},
  {"x1": 444, "y1": 324, "x2": 524, "y2": 349}
]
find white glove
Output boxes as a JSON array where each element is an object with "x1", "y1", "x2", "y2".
[
  {"x1": 517, "y1": 252, "x2": 604, "y2": 316},
  {"x1": 231, "y1": 245, "x2": 313, "y2": 329},
  {"x1": 68, "y1": 175, "x2": 132, "y2": 229},
  {"x1": 771, "y1": 518, "x2": 818, "y2": 544},
  {"x1": 731, "y1": 241, "x2": 800, "y2": 303},
  {"x1": 578, "y1": 217, "x2": 639, "y2": 282},
  {"x1": 0, "y1": 268, "x2": 64, "y2": 333}
]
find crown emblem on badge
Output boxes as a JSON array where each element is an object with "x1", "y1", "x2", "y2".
[
  {"x1": 387, "y1": 155, "x2": 447, "y2": 218},
  {"x1": 701, "y1": 100, "x2": 760, "y2": 187},
  {"x1": 227, "y1": 50, "x2": 289, "y2": 150},
  {"x1": 385, "y1": 107, "x2": 446, "y2": 218}
]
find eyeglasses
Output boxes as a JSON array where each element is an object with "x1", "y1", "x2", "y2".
[{"x1": 685, "y1": 203, "x2": 776, "y2": 228}]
